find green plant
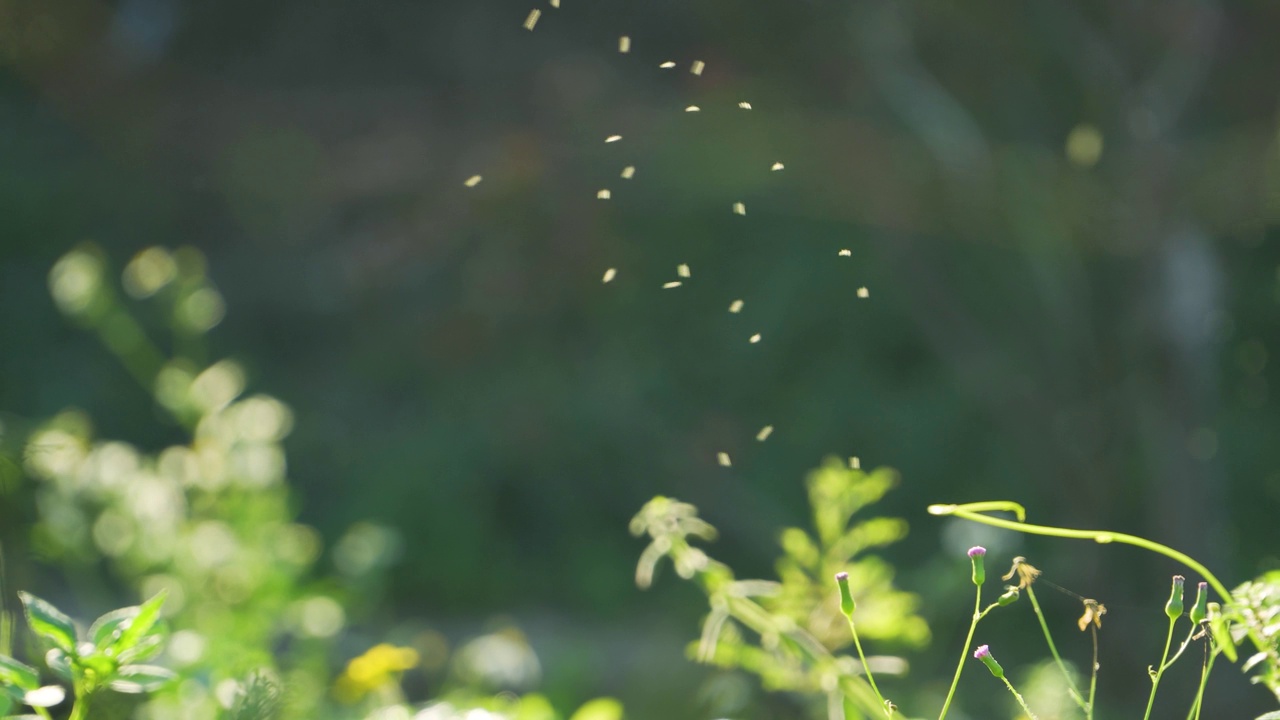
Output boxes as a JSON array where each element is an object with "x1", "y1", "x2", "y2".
[
  {"x1": 631, "y1": 458, "x2": 928, "y2": 719},
  {"x1": 0, "y1": 590, "x2": 173, "y2": 720},
  {"x1": 931, "y1": 500, "x2": 1280, "y2": 718}
]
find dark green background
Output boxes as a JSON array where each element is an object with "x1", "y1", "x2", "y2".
[{"x1": 4, "y1": 0, "x2": 1280, "y2": 716}]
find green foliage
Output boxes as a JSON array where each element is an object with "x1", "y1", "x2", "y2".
[
  {"x1": 3, "y1": 246, "x2": 623, "y2": 720},
  {"x1": 0, "y1": 591, "x2": 173, "y2": 719},
  {"x1": 1227, "y1": 572, "x2": 1280, "y2": 703},
  {"x1": 631, "y1": 458, "x2": 927, "y2": 718}
]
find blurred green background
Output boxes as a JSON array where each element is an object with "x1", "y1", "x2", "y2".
[{"x1": 4, "y1": 0, "x2": 1280, "y2": 717}]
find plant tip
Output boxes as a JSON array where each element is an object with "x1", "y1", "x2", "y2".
[{"x1": 967, "y1": 546, "x2": 986, "y2": 558}]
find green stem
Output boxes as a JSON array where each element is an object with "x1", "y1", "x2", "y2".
[
  {"x1": 1000, "y1": 676, "x2": 1040, "y2": 720},
  {"x1": 32, "y1": 706, "x2": 53, "y2": 720},
  {"x1": 1026, "y1": 585, "x2": 1087, "y2": 713},
  {"x1": 1143, "y1": 616, "x2": 1177, "y2": 720},
  {"x1": 1160, "y1": 625, "x2": 1199, "y2": 673},
  {"x1": 843, "y1": 613, "x2": 889, "y2": 715},
  {"x1": 928, "y1": 504, "x2": 1231, "y2": 604},
  {"x1": 1087, "y1": 625, "x2": 1099, "y2": 720},
  {"x1": 1187, "y1": 644, "x2": 1218, "y2": 720},
  {"x1": 938, "y1": 584, "x2": 982, "y2": 720}
]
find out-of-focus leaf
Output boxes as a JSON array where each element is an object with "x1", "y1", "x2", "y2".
[
  {"x1": 23, "y1": 685, "x2": 65, "y2": 708},
  {"x1": 108, "y1": 665, "x2": 175, "y2": 693},
  {"x1": 44, "y1": 650, "x2": 71, "y2": 682},
  {"x1": 0, "y1": 656, "x2": 39, "y2": 691},
  {"x1": 110, "y1": 591, "x2": 166, "y2": 655},
  {"x1": 90, "y1": 606, "x2": 139, "y2": 649},
  {"x1": 16, "y1": 594, "x2": 76, "y2": 654},
  {"x1": 568, "y1": 697, "x2": 623, "y2": 720}
]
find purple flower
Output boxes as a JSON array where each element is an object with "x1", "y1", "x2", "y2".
[
  {"x1": 973, "y1": 644, "x2": 1004, "y2": 678},
  {"x1": 968, "y1": 547, "x2": 987, "y2": 586}
]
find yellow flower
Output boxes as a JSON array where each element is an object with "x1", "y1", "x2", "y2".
[{"x1": 334, "y1": 644, "x2": 420, "y2": 703}]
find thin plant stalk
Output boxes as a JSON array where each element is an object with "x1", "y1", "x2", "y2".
[
  {"x1": 842, "y1": 612, "x2": 888, "y2": 713},
  {"x1": 937, "y1": 585, "x2": 981, "y2": 720},
  {"x1": 1000, "y1": 676, "x2": 1040, "y2": 720},
  {"x1": 1025, "y1": 585, "x2": 1087, "y2": 713},
  {"x1": 1088, "y1": 624, "x2": 1099, "y2": 720},
  {"x1": 1187, "y1": 643, "x2": 1219, "y2": 720},
  {"x1": 1143, "y1": 616, "x2": 1178, "y2": 720}
]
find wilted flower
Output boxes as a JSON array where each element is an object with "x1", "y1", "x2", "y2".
[{"x1": 1002, "y1": 556, "x2": 1041, "y2": 589}]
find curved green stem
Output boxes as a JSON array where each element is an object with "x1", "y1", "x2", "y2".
[
  {"x1": 928, "y1": 504, "x2": 1232, "y2": 602},
  {"x1": 938, "y1": 585, "x2": 982, "y2": 720},
  {"x1": 1026, "y1": 585, "x2": 1087, "y2": 713},
  {"x1": 1144, "y1": 616, "x2": 1178, "y2": 720}
]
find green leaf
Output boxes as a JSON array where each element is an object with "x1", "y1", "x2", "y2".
[
  {"x1": 117, "y1": 632, "x2": 165, "y2": 664},
  {"x1": 75, "y1": 652, "x2": 117, "y2": 679},
  {"x1": 568, "y1": 697, "x2": 624, "y2": 720},
  {"x1": 22, "y1": 686, "x2": 65, "y2": 708},
  {"x1": 1244, "y1": 651, "x2": 1270, "y2": 673},
  {"x1": 0, "y1": 692, "x2": 10, "y2": 715},
  {"x1": 0, "y1": 656, "x2": 39, "y2": 691},
  {"x1": 89, "y1": 606, "x2": 139, "y2": 650},
  {"x1": 43, "y1": 650, "x2": 71, "y2": 682},
  {"x1": 1252, "y1": 712, "x2": 1280, "y2": 720},
  {"x1": 109, "y1": 665, "x2": 175, "y2": 694},
  {"x1": 16, "y1": 593, "x2": 77, "y2": 654},
  {"x1": 109, "y1": 591, "x2": 167, "y2": 656}
]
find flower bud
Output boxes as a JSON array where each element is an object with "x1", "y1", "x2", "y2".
[
  {"x1": 1165, "y1": 575, "x2": 1185, "y2": 619},
  {"x1": 968, "y1": 546, "x2": 987, "y2": 587},
  {"x1": 1189, "y1": 581, "x2": 1208, "y2": 624},
  {"x1": 835, "y1": 572, "x2": 855, "y2": 617},
  {"x1": 974, "y1": 644, "x2": 1004, "y2": 679},
  {"x1": 997, "y1": 585, "x2": 1020, "y2": 606}
]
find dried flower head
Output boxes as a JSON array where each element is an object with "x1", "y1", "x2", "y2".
[
  {"x1": 1002, "y1": 556, "x2": 1042, "y2": 589},
  {"x1": 1077, "y1": 598, "x2": 1107, "y2": 631}
]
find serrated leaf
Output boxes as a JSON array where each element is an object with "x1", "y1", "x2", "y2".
[
  {"x1": 90, "y1": 607, "x2": 139, "y2": 649},
  {"x1": 16, "y1": 593, "x2": 77, "y2": 654},
  {"x1": 23, "y1": 686, "x2": 65, "y2": 708},
  {"x1": 43, "y1": 650, "x2": 71, "y2": 682},
  {"x1": 0, "y1": 656, "x2": 39, "y2": 691},
  {"x1": 110, "y1": 591, "x2": 167, "y2": 656},
  {"x1": 109, "y1": 665, "x2": 175, "y2": 693}
]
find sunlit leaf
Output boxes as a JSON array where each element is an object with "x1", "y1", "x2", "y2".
[
  {"x1": 17, "y1": 593, "x2": 77, "y2": 654},
  {"x1": 110, "y1": 590, "x2": 167, "y2": 656},
  {"x1": 109, "y1": 665, "x2": 175, "y2": 693},
  {"x1": 44, "y1": 650, "x2": 72, "y2": 682},
  {"x1": 90, "y1": 606, "x2": 139, "y2": 649},
  {"x1": 0, "y1": 655, "x2": 39, "y2": 691}
]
